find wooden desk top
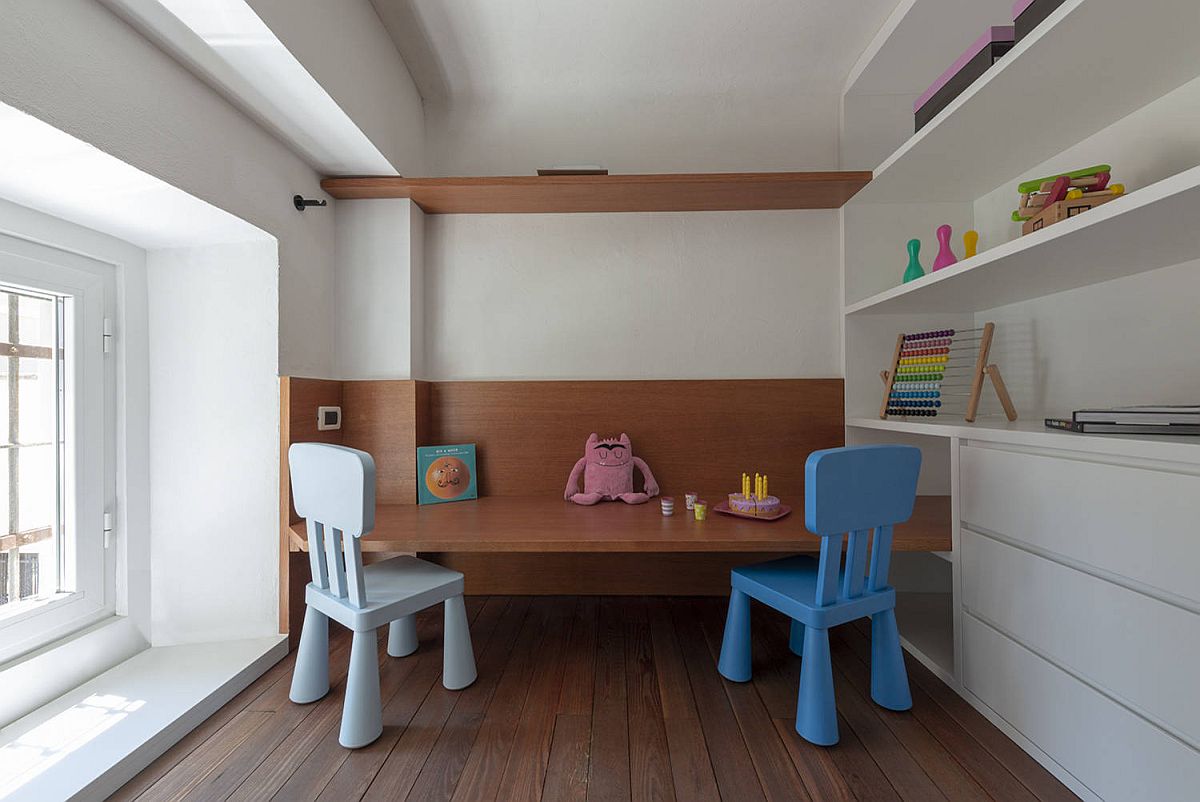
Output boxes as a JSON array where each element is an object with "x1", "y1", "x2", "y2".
[{"x1": 288, "y1": 495, "x2": 951, "y2": 553}]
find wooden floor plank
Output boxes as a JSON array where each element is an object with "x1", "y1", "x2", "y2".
[
  {"x1": 623, "y1": 599, "x2": 675, "y2": 802},
  {"x1": 647, "y1": 599, "x2": 721, "y2": 802},
  {"x1": 694, "y1": 598, "x2": 812, "y2": 802},
  {"x1": 449, "y1": 598, "x2": 557, "y2": 801},
  {"x1": 492, "y1": 598, "x2": 577, "y2": 801},
  {"x1": 129, "y1": 710, "x2": 274, "y2": 801},
  {"x1": 359, "y1": 597, "x2": 512, "y2": 801},
  {"x1": 827, "y1": 634, "x2": 991, "y2": 802},
  {"x1": 313, "y1": 604, "x2": 485, "y2": 801},
  {"x1": 542, "y1": 714, "x2": 592, "y2": 802},
  {"x1": 109, "y1": 597, "x2": 1078, "y2": 802},
  {"x1": 558, "y1": 597, "x2": 599, "y2": 716},
  {"x1": 834, "y1": 624, "x2": 1039, "y2": 802},
  {"x1": 849, "y1": 618, "x2": 1076, "y2": 802},
  {"x1": 667, "y1": 597, "x2": 766, "y2": 802},
  {"x1": 829, "y1": 652, "x2": 947, "y2": 801},
  {"x1": 586, "y1": 598, "x2": 631, "y2": 802},
  {"x1": 405, "y1": 597, "x2": 533, "y2": 802}
]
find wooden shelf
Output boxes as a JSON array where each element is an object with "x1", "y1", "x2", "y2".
[
  {"x1": 844, "y1": 165, "x2": 1200, "y2": 315},
  {"x1": 853, "y1": 0, "x2": 1200, "y2": 204},
  {"x1": 320, "y1": 171, "x2": 872, "y2": 213},
  {"x1": 288, "y1": 495, "x2": 950, "y2": 553}
]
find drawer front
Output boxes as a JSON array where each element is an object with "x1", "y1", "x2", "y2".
[
  {"x1": 962, "y1": 528, "x2": 1200, "y2": 745},
  {"x1": 960, "y1": 444, "x2": 1200, "y2": 604},
  {"x1": 963, "y1": 614, "x2": 1200, "y2": 802}
]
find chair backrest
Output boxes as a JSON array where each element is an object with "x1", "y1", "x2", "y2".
[
  {"x1": 803, "y1": 445, "x2": 921, "y2": 606},
  {"x1": 289, "y1": 442, "x2": 376, "y2": 608}
]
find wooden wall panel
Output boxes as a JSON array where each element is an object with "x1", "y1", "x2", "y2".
[
  {"x1": 427, "y1": 552, "x2": 772, "y2": 595},
  {"x1": 341, "y1": 380, "x2": 420, "y2": 505},
  {"x1": 425, "y1": 379, "x2": 844, "y2": 502}
]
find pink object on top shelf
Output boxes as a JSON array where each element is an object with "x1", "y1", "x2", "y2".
[
  {"x1": 914, "y1": 26, "x2": 1015, "y2": 114},
  {"x1": 1012, "y1": 0, "x2": 1036, "y2": 18}
]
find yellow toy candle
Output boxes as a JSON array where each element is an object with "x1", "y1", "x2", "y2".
[{"x1": 763, "y1": 475, "x2": 768, "y2": 498}]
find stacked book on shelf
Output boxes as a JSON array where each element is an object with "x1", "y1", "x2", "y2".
[{"x1": 1045, "y1": 406, "x2": 1200, "y2": 435}]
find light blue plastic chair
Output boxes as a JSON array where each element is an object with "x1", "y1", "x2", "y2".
[
  {"x1": 717, "y1": 444, "x2": 921, "y2": 745},
  {"x1": 288, "y1": 443, "x2": 477, "y2": 748}
]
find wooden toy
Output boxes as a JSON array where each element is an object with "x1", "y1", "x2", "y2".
[
  {"x1": 901, "y1": 238, "x2": 924, "y2": 284},
  {"x1": 915, "y1": 27, "x2": 1014, "y2": 131},
  {"x1": 716, "y1": 471, "x2": 792, "y2": 521},
  {"x1": 879, "y1": 322, "x2": 1018, "y2": 423},
  {"x1": 963, "y1": 230, "x2": 979, "y2": 258},
  {"x1": 1017, "y1": 165, "x2": 1111, "y2": 195},
  {"x1": 1013, "y1": 165, "x2": 1118, "y2": 224},
  {"x1": 1021, "y1": 190, "x2": 1121, "y2": 235},
  {"x1": 932, "y1": 225, "x2": 957, "y2": 271}
]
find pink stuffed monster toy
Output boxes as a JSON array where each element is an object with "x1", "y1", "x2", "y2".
[{"x1": 564, "y1": 433, "x2": 660, "y2": 505}]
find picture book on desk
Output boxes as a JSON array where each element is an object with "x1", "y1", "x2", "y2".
[{"x1": 417, "y1": 444, "x2": 478, "y2": 504}]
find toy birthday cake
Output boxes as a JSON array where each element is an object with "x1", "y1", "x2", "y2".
[{"x1": 728, "y1": 472, "x2": 780, "y2": 517}]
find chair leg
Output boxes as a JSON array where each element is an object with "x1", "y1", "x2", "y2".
[
  {"x1": 870, "y1": 609, "x2": 913, "y2": 711},
  {"x1": 789, "y1": 619, "x2": 805, "y2": 657},
  {"x1": 717, "y1": 589, "x2": 752, "y2": 682},
  {"x1": 442, "y1": 595, "x2": 477, "y2": 690},
  {"x1": 387, "y1": 614, "x2": 418, "y2": 657},
  {"x1": 340, "y1": 630, "x2": 384, "y2": 748},
  {"x1": 289, "y1": 606, "x2": 330, "y2": 704},
  {"x1": 796, "y1": 626, "x2": 838, "y2": 745}
]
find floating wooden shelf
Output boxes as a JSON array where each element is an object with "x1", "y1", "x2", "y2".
[
  {"x1": 288, "y1": 494, "x2": 950, "y2": 553},
  {"x1": 320, "y1": 171, "x2": 872, "y2": 213}
]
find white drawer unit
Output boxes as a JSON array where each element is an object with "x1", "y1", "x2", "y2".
[
  {"x1": 958, "y1": 440, "x2": 1200, "y2": 798},
  {"x1": 963, "y1": 614, "x2": 1200, "y2": 802},
  {"x1": 959, "y1": 443, "x2": 1200, "y2": 605},
  {"x1": 961, "y1": 528, "x2": 1200, "y2": 746}
]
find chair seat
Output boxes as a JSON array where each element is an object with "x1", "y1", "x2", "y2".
[
  {"x1": 732, "y1": 555, "x2": 894, "y2": 629},
  {"x1": 306, "y1": 554, "x2": 465, "y2": 632}
]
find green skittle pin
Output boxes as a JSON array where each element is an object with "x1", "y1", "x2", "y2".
[{"x1": 902, "y1": 238, "x2": 924, "y2": 284}]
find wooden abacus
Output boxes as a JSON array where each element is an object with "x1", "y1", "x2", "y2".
[{"x1": 879, "y1": 322, "x2": 1017, "y2": 423}]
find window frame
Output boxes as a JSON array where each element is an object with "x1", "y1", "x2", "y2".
[{"x1": 0, "y1": 234, "x2": 115, "y2": 663}]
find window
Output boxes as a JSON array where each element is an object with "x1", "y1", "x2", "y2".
[{"x1": 0, "y1": 235, "x2": 114, "y2": 662}]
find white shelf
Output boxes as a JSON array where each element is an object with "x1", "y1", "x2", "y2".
[
  {"x1": 853, "y1": 0, "x2": 1200, "y2": 205},
  {"x1": 847, "y1": 416, "x2": 1200, "y2": 464},
  {"x1": 844, "y1": 165, "x2": 1200, "y2": 315}
]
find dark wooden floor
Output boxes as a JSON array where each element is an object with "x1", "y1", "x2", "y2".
[{"x1": 111, "y1": 597, "x2": 1078, "y2": 801}]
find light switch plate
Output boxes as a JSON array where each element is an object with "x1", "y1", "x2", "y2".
[{"x1": 316, "y1": 405, "x2": 342, "y2": 431}]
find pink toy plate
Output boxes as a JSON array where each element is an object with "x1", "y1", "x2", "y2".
[{"x1": 712, "y1": 501, "x2": 793, "y2": 522}]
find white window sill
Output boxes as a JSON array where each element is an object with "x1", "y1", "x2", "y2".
[{"x1": 0, "y1": 634, "x2": 286, "y2": 801}]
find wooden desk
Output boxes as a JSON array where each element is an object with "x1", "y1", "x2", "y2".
[
  {"x1": 288, "y1": 495, "x2": 950, "y2": 553},
  {"x1": 287, "y1": 496, "x2": 950, "y2": 596}
]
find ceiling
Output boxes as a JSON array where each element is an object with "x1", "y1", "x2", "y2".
[
  {"x1": 372, "y1": 0, "x2": 900, "y2": 102},
  {"x1": 370, "y1": 0, "x2": 901, "y2": 172}
]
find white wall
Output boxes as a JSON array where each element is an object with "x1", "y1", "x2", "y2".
[
  {"x1": 246, "y1": 0, "x2": 426, "y2": 175},
  {"x1": 423, "y1": 211, "x2": 842, "y2": 380},
  {"x1": 0, "y1": 0, "x2": 336, "y2": 377},
  {"x1": 147, "y1": 241, "x2": 279, "y2": 645},
  {"x1": 971, "y1": 72, "x2": 1200, "y2": 418},
  {"x1": 335, "y1": 199, "x2": 424, "y2": 379}
]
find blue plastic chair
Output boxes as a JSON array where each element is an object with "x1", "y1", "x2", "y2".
[
  {"x1": 288, "y1": 443, "x2": 477, "y2": 748},
  {"x1": 717, "y1": 444, "x2": 922, "y2": 745}
]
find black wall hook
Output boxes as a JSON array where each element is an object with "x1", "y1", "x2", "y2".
[{"x1": 293, "y1": 195, "x2": 328, "y2": 211}]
